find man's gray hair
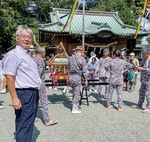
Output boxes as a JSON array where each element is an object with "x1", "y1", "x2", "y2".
[
  {"x1": 16, "y1": 25, "x2": 34, "y2": 37},
  {"x1": 142, "y1": 45, "x2": 150, "y2": 52},
  {"x1": 36, "y1": 47, "x2": 45, "y2": 54}
]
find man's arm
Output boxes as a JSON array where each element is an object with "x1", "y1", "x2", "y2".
[
  {"x1": 135, "y1": 66, "x2": 148, "y2": 71},
  {"x1": 6, "y1": 75, "x2": 22, "y2": 110}
]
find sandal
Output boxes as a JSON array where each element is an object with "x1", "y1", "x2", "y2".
[
  {"x1": 131, "y1": 105, "x2": 141, "y2": 109},
  {"x1": 107, "y1": 105, "x2": 113, "y2": 109},
  {"x1": 142, "y1": 109, "x2": 150, "y2": 113},
  {"x1": 45, "y1": 120, "x2": 58, "y2": 126},
  {"x1": 118, "y1": 108, "x2": 123, "y2": 112}
]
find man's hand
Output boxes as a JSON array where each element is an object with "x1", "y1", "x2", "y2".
[{"x1": 12, "y1": 97, "x2": 22, "y2": 110}]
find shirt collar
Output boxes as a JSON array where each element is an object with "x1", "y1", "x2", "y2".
[{"x1": 16, "y1": 45, "x2": 30, "y2": 54}]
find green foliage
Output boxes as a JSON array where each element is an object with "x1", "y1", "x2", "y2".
[
  {"x1": 0, "y1": 0, "x2": 49, "y2": 52},
  {"x1": 94, "y1": 0, "x2": 150, "y2": 26},
  {"x1": 105, "y1": 0, "x2": 136, "y2": 25},
  {"x1": 0, "y1": 0, "x2": 52, "y2": 52},
  {"x1": 125, "y1": 0, "x2": 145, "y2": 16}
]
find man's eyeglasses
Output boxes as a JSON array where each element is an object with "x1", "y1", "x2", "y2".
[{"x1": 18, "y1": 35, "x2": 32, "y2": 40}]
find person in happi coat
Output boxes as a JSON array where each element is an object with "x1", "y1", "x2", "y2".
[
  {"x1": 96, "y1": 47, "x2": 111, "y2": 100},
  {"x1": 33, "y1": 47, "x2": 58, "y2": 126},
  {"x1": 131, "y1": 45, "x2": 150, "y2": 113},
  {"x1": 68, "y1": 46, "x2": 88, "y2": 114},
  {"x1": 106, "y1": 50, "x2": 132, "y2": 112}
]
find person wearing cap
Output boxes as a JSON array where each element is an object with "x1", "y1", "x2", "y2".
[
  {"x1": 131, "y1": 45, "x2": 150, "y2": 113},
  {"x1": 68, "y1": 46, "x2": 88, "y2": 114},
  {"x1": 2, "y1": 25, "x2": 41, "y2": 142},
  {"x1": 129, "y1": 52, "x2": 139, "y2": 90},
  {"x1": 96, "y1": 47, "x2": 112, "y2": 100},
  {"x1": 106, "y1": 50, "x2": 133, "y2": 112},
  {"x1": 33, "y1": 47, "x2": 58, "y2": 126}
]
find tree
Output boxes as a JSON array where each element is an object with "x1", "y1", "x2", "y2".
[
  {"x1": 0, "y1": 0, "x2": 149, "y2": 52},
  {"x1": 93, "y1": 0, "x2": 149, "y2": 26},
  {"x1": 105, "y1": 0, "x2": 136, "y2": 25},
  {"x1": 0, "y1": 0, "x2": 41, "y2": 52}
]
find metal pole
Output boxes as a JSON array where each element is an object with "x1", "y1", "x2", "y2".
[{"x1": 82, "y1": 0, "x2": 85, "y2": 49}]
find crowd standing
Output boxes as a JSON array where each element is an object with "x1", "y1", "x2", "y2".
[{"x1": 0, "y1": 25, "x2": 150, "y2": 142}]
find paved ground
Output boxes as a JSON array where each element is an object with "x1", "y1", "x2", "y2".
[{"x1": 0, "y1": 74, "x2": 150, "y2": 142}]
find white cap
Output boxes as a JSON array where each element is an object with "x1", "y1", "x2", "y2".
[{"x1": 129, "y1": 53, "x2": 135, "y2": 56}]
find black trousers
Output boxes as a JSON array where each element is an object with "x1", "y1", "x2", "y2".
[{"x1": 15, "y1": 89, "x2": 39, "y2": 142}]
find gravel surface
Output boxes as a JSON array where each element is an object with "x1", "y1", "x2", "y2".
[{"x1": 0, "y1": 74, "x2": 150, "y2": 142}]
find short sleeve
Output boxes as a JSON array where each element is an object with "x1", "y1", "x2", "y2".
[{"x1": 2, "y1": 52, "x2": 21, "y2": 76}]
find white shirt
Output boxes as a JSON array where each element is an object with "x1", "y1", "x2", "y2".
[{"x1": 2, "y1": 45, "x2": 42, "y2": 88}]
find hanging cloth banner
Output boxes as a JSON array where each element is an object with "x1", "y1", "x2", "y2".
[
  {"x1": 134, "y1": 0, "x2": 149, "y2": 39},
  {"x1": 60, "y1": 13, "x2": 69, "y2": 19},
  {"x1": 69, "y1": 0, "x2": 79, "y2": 34},
  {"x1": 61, "y1": 10, "x2": 72, "y2": 31}
]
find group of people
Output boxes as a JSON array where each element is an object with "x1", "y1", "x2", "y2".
[
  {"x1": 0, "y1": 25, "x2": 150, "y2": 142},
  {"x1": 68, "y1": 45, "x2": 150, "y2": 114}
]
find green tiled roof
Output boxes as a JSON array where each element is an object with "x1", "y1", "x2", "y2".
[{"x1": 38, "y1": 8, "x2": 147, "y2": 37}]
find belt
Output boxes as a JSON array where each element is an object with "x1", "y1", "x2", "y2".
[{"x1": 16, "y1": 88, "x2": 38, "y2": 91}]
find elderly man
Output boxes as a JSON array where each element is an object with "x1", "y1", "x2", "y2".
[
  {"x1": 68, "y1": 46, "x2": 88, "y2": 114},
  {"x1": 129, "y1": 52, "x2": 139, "y2": 89},
  {"x1": 33, "y1": 47, "x2": 58, "y2": 126},
  {"x1": 2, "y1": 25, "x2": 41, "y2": 142},
  {"x1": 131, "y1": 45, "x2": 150, "y2": 113}
]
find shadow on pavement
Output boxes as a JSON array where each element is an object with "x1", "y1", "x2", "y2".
[
  {"x1": 47, "y1": 93, "x2": 72, "y2": 110},
  {"x1": 12, "y1": 125, "x2": 40, "y2": 142},
  {"x1": 36, "y1": 106, "x2": 44, "y2": 123},
  {"x1": 32, "y1": 125, "x2": 40, "y2": 142},
  {"x1": 89, "y1": 92, "x2": 108, "y2": 108},
  {"x1": 0, "y1": 100, "x2": 4, "y2": 105},
  {"x1": 123, "y1": 100, "x2": 137, "y2": 107}
]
